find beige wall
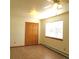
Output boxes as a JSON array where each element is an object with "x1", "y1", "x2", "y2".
[
  {"x1": 10, "y1": 15, "x2": 39, "y2": 47},
  {"x1": 10, "y1": 16, "x2": 24, "y2": 46},
  {"x1": 10, "y1": 0, "x2": 40, "y2": 47},
  {"x1": 40, "y1": 12, "x2": 69, "y2": 54},
  {"x1": 10, "y1": 10, "x2": 39, "y2": 47}
]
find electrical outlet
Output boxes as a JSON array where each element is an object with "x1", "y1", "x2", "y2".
[
  {"x1": 14, "y1": 41, "x2": 16, "y2": 44},
  {"x1": 64, "y1": 48, "x2": 66, "y2": 51}
]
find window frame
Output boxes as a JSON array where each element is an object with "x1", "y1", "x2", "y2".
[{"x1": 45, "y1": 21, "x2": 63, "y2": 40}]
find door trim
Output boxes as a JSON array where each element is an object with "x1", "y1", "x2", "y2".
[{"x1": 25, "y1": 22, "x2": 39, "y2": 46}]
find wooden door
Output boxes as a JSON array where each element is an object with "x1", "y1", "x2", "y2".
[{"x1": 25, "y1": 22, "x2": 38, "y2": 45}]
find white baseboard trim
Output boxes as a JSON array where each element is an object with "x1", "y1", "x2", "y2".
[{"x1": 41, "y1": 43, "x2": 69, "y2": 58}]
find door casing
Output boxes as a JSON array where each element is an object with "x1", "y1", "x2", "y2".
[{"x1": 25, "y1": 22, "x2": 39, "y2": 45}]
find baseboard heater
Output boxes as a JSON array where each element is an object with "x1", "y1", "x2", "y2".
[{"x1": 41, "y1": 43, "x2": 69, "y2": 58}]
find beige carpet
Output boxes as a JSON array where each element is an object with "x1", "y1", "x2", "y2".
[{"x1": 10, "y1": 45, "x2": 67, "y2": 59}]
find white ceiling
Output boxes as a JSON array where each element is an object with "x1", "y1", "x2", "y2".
[{"x1": 11, "y1": 0, "x2": 69, "y2": 20}]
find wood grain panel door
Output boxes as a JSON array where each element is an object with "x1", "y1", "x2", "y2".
[{"x1": 25, "y1": 22, "x2": 38, "y2": 45}]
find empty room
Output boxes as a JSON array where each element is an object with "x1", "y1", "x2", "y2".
[{"x1": 10, "y1": 0, "x2": 69, "y2": 59}]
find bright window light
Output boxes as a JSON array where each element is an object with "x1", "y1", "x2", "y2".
[{"x1": 45, "y1": 21, "x2": 63, "y2": 39}]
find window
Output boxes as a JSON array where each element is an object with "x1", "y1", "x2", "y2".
[{"x1": 45, "y1": 21, "x2": 63, "y2": 39}]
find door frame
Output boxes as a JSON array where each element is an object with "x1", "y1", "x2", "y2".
[{"x1": 25, "y1": 22, "x2": 39, "y2": 46}]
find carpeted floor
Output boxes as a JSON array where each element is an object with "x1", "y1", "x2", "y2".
[{"x1": 10, "y1": 45, "x2": 67, "y2": 59}]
